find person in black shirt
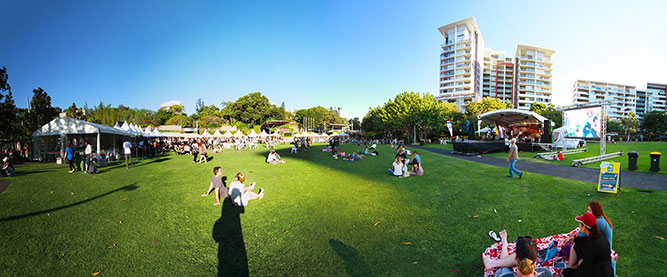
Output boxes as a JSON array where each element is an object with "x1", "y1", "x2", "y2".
[{"x1": 563, "y1": 212, "x2": 613, "y2": 277}]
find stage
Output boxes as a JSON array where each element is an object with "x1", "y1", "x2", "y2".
[{"x1": 453, "y1": 141, "x2": 550, "y2": 154}]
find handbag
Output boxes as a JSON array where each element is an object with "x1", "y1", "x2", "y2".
[{"x1": 539, "y1": 240, "x2": 558, "y2": 263}]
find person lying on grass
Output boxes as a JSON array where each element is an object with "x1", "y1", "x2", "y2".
[
  {"x1": 266, "y1": 150, "x2": 286, "y2": 164},
  {"x1": 388, "y1": 157, "x2": 405, "y2": 177},
  {"x1": 362, "y1": 146, "x2": 378, "y2": 156},
  {"x1": 201, "y1": 166, "x2": 228, "y2": 206},
  {"x1": 482, "y1": 230, "x2": 552, "y2": 277},
  {"x1": 229, "y1": 172, "x2": 264, "y2": 207},
  {"x1": 343, "y1": 152, "x2": 363, "y2": 161}
]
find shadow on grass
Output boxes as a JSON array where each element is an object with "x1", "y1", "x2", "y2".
[
  {"x1": 10, "y1": 170, "x2": 52, "y2": 176},
  {"x1": 329, "y1": 239, "x2": 374, "y2": 277},
  {"x1": 212, "y1": 198, "x2": 248, "y2": 277},
  {"x1": 104, "y1": 157, "x2": 171, "y2": 171},
  {"x1": 0, "y1": 183, "x2": 139, "y2": 223}
]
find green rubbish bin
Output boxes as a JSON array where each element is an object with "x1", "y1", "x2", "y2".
[
  {"x1": 628, "y1": 151, "x2": 639, "y2": 170},
  {"x1": 650, "y1": 152, "x2": 661, "y2": 172}
]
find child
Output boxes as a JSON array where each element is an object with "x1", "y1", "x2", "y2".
[
  {"x1": 201, "y1": 166, "x2": 228, "y2": 206},
  {"x1": 229, "y1": 172, "x2": 264, "y2": 207}
]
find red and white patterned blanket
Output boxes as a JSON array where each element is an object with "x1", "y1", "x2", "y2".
[{"x1": 482, "y1": 228, "x2": 617, "y2": 276}]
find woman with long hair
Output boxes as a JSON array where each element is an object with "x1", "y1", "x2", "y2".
[{"x1": 563, "y1": 212, "x2": 614, "y2": 277}]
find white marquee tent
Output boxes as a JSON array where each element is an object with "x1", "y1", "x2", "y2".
[
  {"x1": 212, "y1": 130, "x2": 222, "y2": 138},
  {"x1": 32, "y1": 116, "x2": 132, "y2": 161},
  {"x1": 223, "y1": 131, "x2": 233, "y2": 138}
]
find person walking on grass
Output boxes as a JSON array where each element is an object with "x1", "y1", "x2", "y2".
[
  {"x1": 201, "y1": 166, "x2": 228, "y2": 206},
  {"x1": 65, "y1": 143, "x2": 76, "y2": 173},
  {"x1": 123, "y1": 138, "x2": 133, "y2": 169},
  {"x1": 83, "y1": 141, "x2": 93, "y2": 175},
  {"x1": 506, "y1": 138, "x2": 524, "y2": 179},
  {"x1": 198, "y1": 141, "x2": 208, "y2": 165}
]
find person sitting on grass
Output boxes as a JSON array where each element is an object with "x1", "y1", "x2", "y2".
[
  {"x1": 562, "y1": 212, "x2": 614, "y2": 277},
  {"x1": 388, "y1": 157, "x2": 405, "y2": 177},
  {"x1": 482, "y1": 230, "x2": 552, "y2": 277},
  {"x1": 395, "y1": 148, "x2": 407, "y2": 164},
  {"x1": 201, "y1": 166, "x2": 228, "y2": 206},
  {"x1": 409, "y1": 159, "x2": 424, "y2": 176},
  {"x1": 266, "y1": 150, "x2": 286, "y2": 164},
  {"x1": 229, "y1": 172, "x2": 264, "y2": 207},
  {"x1": 556, "y1": 151, "x2": 564, "y2": 161},
  {"x1": 1, "y1": 157, "x2": 14, "y2": 177},
  {"x1": 410, "y1": 151, "x2": 421, "y2": 165}
]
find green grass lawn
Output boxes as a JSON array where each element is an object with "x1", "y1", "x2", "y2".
[
  {"x1": 0, "y1": 144, "x2": 665, "y2": 276},
  {"x1": 478, "y1": 142, "x2": 667, "y2": 174}
]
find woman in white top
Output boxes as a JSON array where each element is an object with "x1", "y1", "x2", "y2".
[
  {"x1": 228, "y1": 172, "x2": 264, "y2": 207},
  {"x1": 266, "y1": 150, "x2": 285, "y2": 164},
  {"x1": 388, "y1": 157, "x2": 404, "y2": 176}
]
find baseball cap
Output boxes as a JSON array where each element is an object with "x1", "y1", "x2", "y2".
[
  {"x1": 2, "y1": 157, "x2": 8, "y2": 162},
  {"x1": 575, "y1": 212, "x2": 597, "y2": 228}
]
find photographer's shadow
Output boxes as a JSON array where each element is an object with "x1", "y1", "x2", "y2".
[{"x1": 212, "y1": 198, "x2": 248, "y2": 276}]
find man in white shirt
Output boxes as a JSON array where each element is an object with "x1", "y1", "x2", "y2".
[
  {"x1": 84, "y1": 141, "x2": 93, "y2": 174},
  {"x1": 123, "y1": 139, "x2": 133, "y2": 169}
]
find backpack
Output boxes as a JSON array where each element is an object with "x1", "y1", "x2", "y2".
[{"x1": 88, "y1": 164, "x2": 98, "y2": 174}]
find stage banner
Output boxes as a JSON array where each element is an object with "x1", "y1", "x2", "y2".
[
  {"x1": 597, "y1": 162, "x2": 620, "y2": 194},
  {"x1": 446, "y1": 120, "x2": 453, "y2": 138}
]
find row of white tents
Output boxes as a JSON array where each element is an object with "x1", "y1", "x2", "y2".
[{"x1": 31, "y1": 116, "x2": 351, "y2": 161}]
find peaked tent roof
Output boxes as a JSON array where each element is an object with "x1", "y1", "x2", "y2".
[
  {"x1": 202, "y1": 130, "x2": 211, "y2": 137},
  {"x1": 33, "y1": 116, "x2": 133, "y2": 137},
  {"x1": 247, "y1": 130, "x2": 258, "y2": 137},
  {"x1": 223, "y1": 131, "x2": 233, "y2": 138},
  {"x1": 234, "y1": 131, "x2": 245, "y2": 138},
  {"x1": 113, "y1": 122, "x2": 122, "y2": 129},
  {"x1": 259, "y1": 130, "x2": 268, "y2": 137},
  {"x1": 212, "y1": 130, "x2": 222, "y2": 137}
]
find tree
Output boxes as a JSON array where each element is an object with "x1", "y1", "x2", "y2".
[
  {"x1": 464, "y1": 97, "x2": 512, "y2": 117},
  {"x1": 621, "y1": 112, "x2": 639, "y2": 137},
  {"x1": 0, "y1": 67, "x2": 10, "y2": 94},
  {"x1": 295, "y1": 106, "x2": 345, "y2": 131},
  {"x1": 65, "y1": 102, "x2": 86, "y2": 120},
  {"x1": 27, "y1": 88, "x2": 61, "y2": 133},
  {"x1": 224, "y1": 92, "x2": 285, "y2": 126},
  {"x1": 0, "y1": 67, "x2": 19, "y2": 140},
  {"x1": 165, "y1": 114, "x2": 192, "y2": 127},
  {"x1": 349, "y1": 117, "x2": 361, "y2": 130},
  {"x1": 529, "y1": 102, "x2": 547, "y2": 114},
  {"x1": 280, "y1": 101, "x2": 285, "y2": 110},
  {"x1": 606, "y1": 119, "x2": 624, "y2": 136},
  {"x1": 195, "y1": 98, "x2": 205, "y2": 116},
  {"x1": 538, "y1": 104, "x2": 563, "y2": 129},
  {"x1": 640, "y1": 110, "x2": 667, "y2": 138}
]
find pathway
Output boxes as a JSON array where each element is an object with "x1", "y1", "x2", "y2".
[{"x1": 412, "y1": 146, "x2": 667, "y2": 191}]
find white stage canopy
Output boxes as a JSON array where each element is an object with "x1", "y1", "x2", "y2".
[{"x1": 479, "y1": 109, "x2": 548, "y2": 125}]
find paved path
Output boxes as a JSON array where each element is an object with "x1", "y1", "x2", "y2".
[{"x1": 412, "y1": 146, "x2": 667, "y2": 191}]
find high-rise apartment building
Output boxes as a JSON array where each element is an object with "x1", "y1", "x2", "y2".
[
  {"x1": 437, "y1": 17, "x2": 484, "y2": 111},
  {"x1": 571, "y1": 80, "x2": 637, "y2": 121},
  {"x1": 482, "y1": 49, "x2": 514, "y2": 102},
  {"x1": 514, "y1": 45, "x2": 555, "y2": 110},
  {"x1": 438, "y1": 18, "x2": 554, "y2": 111},
  {"x1": 571, "y1": 81, "x2": 666, "y2": 120},
  {"x1": 642, "y1": 83, "x2": 667, "y2": 116}
]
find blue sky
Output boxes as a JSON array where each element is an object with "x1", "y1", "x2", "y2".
[{"x1": 1, "y1": 0, "x2": 666, "y2": 119}]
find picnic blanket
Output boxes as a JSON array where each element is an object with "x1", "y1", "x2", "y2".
[{"x1": 483, "y1": 228, "x2": 617, "y2": 276}]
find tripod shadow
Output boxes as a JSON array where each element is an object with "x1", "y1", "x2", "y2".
[
  {"x1": 329, "y1": 239, "x2": 374, "y2": 277},
  {"x1": 212, "y1": 198, "x2": 248, "y2": 276}
]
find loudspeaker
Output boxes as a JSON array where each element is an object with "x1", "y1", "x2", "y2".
[{"x1": 541, "y1": 120, "x2": 552, "y2": 143}]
